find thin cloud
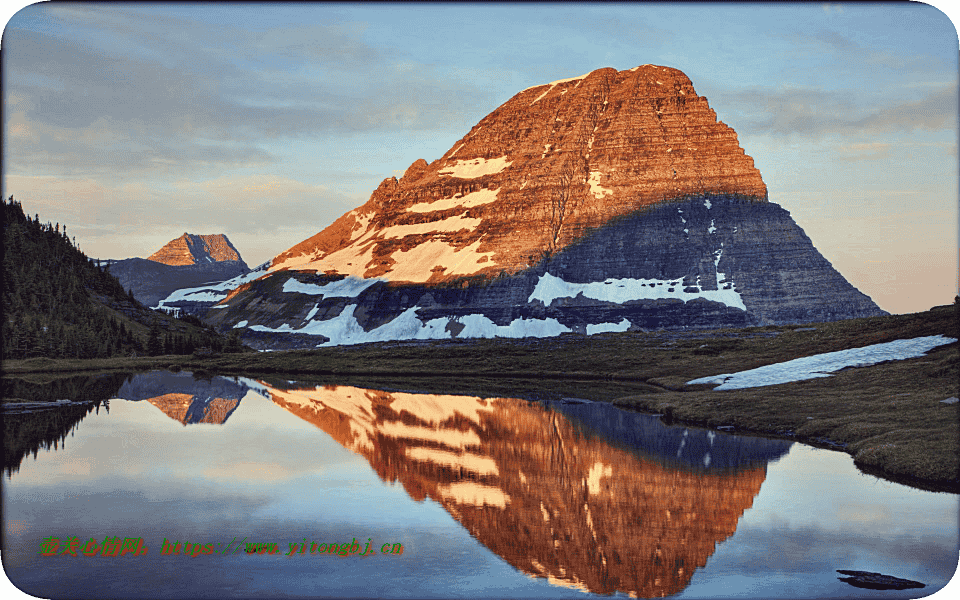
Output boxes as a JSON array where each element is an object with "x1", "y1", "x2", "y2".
[
  {"x1": 717, "y1": 86, "x2": 957, "y2": 137},
  {"x1": 796, "y1": 29, "x2": 947, "y2": 73},
  {"x1": 3, "y1": 12, "x2": 499, "y2": 181},
  {"x1": 834, "y1": 142, "x2": 891, "y2": 162},
  {"x1": 3, "y1": 172, "x2": 363, "y2": 265}
]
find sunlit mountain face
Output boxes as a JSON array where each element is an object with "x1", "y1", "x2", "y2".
[{"x1": 255, "y1": 382, "x2": 792, "y2": 597}]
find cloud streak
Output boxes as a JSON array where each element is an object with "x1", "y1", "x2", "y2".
[
  {"x1": 717, "y1": 85, "x2": 957, "y2": 137},
  {"x1": 3, "y1": 9, "x2": 499, "y2": 181}
]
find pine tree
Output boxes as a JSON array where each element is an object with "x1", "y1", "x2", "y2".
[{"x1": 147, "y1": 318, "x2": 163, "y2": 356}]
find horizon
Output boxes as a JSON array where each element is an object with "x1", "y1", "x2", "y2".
[{"x1": 2, "y1": 2, "x2": 958, "y2": 314}]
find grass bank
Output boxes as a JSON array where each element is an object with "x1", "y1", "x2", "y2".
[
  {"x1": 4, "y1": 304, "x2": 957, "y2": 491},
  {"x1": 612, "y1": 338, "x2": 958, "y2": 493}
]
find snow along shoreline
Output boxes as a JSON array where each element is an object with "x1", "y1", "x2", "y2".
[{"x1": 687, "y1": 335, "x2": 957, "y2": 390}]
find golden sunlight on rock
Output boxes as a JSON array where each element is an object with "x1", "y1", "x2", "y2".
[
  {"x1": 268, "y1": 65, "x2": 767, "y2": 283},
  {"x1": 145, "y1": 393, "x2": 240, "y2": 426},
  {"x1": 257, "y1": 382, "x2": 771, "y2": 597}
]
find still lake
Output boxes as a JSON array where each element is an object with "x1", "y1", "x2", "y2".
[{"x1": 3, "y1": 370, "x2": 957, "y2": 599}]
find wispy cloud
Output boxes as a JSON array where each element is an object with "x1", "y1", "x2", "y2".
[
  {"x1": 795, "y1": 28, "x2": 948, "y2": 73},
  {"x1": 717, "y1": 85, "x2": 957, "y2": 137},
  {"x1": 834, "y1": 142, "x2": 891, "y2": 162},
  {"x1": 3, "y1": 8, "x2": 500, "y2": 181}
]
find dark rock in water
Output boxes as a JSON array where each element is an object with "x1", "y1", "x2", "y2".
[{"x1": 836, "y1": 570, "x2": 926, "y2": 590}]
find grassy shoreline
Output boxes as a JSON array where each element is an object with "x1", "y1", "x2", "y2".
[
  {"x1": 610, "y1": 340, "x2": 958, "y2": 493},
  {"x1": 4, "y1": 304, "x2": 957, "y2": 492}
]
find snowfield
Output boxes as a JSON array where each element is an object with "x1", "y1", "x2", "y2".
[
  {"x1": 588, "y1": 171, "x2": 614, "y2": 199},
  {"x1": 282, "y1": 276, "x2": 379, "y2": 298},
  {"x1": 155, "y1": 262, "x2": 270, "y2": 310},
  {"x1": 687, "y1": 335, "x2": 957, "y2": 390},
  {"x1": 438, "y1": 156, "x2": 512, "y2": 179},
  {"x1": 407, "y1": 188, "x2": 500, "y2": 213},
  {"x1": 528, "y1": 269, "x2": 746, "y2": 311},
  {"x1": 246, "y1": 305, "x2": 575, "y2": 346}
]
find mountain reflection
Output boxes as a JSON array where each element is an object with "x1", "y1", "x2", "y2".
[
  {"x1": 2, "y1": 373, "x2": 124, "y2": 478},
  {"x1": 257, "y1": 382, "x2": 792, "y2": 598},
  {"x1": 116, "y1": 370, "x2": 249, "y2": 425}
]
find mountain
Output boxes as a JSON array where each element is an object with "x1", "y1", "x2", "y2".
[
  {"x1": 203, "y1": 64, "x2": 885, "y2": 349},
  {"x1": 106, "y1": 233, "x2": 249, "y2": 310},
  {"x1": 256, "y1": 383, "x2": 791, "y2": 596},
  {"x1": 148, "y1": 233, "x2": 246, "y2": 266},
  {"x1": 116, "y1": 371, "x2": 252, "y2": 425},
  {"x1": 1, "y1": 197, "x2": 239, "y2": 359}
]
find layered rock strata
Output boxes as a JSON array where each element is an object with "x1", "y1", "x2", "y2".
[
  {"x1": 207, "y1": 196, "x2": 884, "y2": 348},
  {"x1": 253, "y1": 383, "x2": 791, "y2": 597},
  {"x1": 202, "y1": 64, "x2": 884, "y2": 348},
  {"x1": 269, "y1": 65, "x2": 766, "y2": 283},
  {"x1": 148, "y1": 233, "x2": 245, "y2": 267}
]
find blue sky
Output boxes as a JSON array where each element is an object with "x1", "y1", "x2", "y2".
[{"x1": 2, "y1": 2, "x2": 957, "y2": 314}]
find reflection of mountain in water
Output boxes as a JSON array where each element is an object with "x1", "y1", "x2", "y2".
[
  {"x1": 254, "y1": 382, "x2": 791, "y2": 597},
  {"x1": 545, "y1": 399, "x2": 792, "y2": 471},
  {"x1": 2, "y1": 373, "x2": 125, "y2": 478},
  {"x1": 116, "y1": 371, "x2": 250, "y2": 425}
]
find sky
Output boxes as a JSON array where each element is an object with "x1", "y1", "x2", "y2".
[{"x1": 2, "y1": 1, "x2": 958, "y2": 315}]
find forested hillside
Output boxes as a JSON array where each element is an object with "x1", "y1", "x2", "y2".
[{"x1": 2, "y1": 196, "x2": 244, "y2": 359}]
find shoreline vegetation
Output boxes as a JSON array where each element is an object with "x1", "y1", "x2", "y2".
[{"x1": 4, "y1": 303, "x2": 958, "y2": 493}]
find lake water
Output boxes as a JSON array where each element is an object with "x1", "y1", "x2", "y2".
[{"x1": 3, "y1": 371, "x2": 957, "y2": 599}]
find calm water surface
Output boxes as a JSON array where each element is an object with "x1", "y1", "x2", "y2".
[{"x1": 2, "y1": 371, "x2": 957, "y2": 599}]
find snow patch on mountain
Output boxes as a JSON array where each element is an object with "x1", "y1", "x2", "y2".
[
  {"x1": 528, "y1": 272, "x2": 746, "y2": 311},
  {"x1": 155, "y1": 262, "x2": 269, "y2": 310},
  {"x1": 380, "y1": 213, "x2": 482, "y2": 238},
  {"x1": 385, "y1": 238, "x2": 495, "y2": 282},
  {"x1": 526, "y1": 72, "x2": 592, "y2": 104},
  {"x1": 688, "y1": 335, "x2": 957, "y2": 390},
  {"x1": 439, "y1": 156, "x2": 512, "y2": 179},
  {"x1": 268, "y1": 225, "x2": 494, "y2": 282},
  {"x1": 408, "y1": 188, "x2": 500, "y2": 213},
  {"x1": 245, "y1": 304, "x2": 571, "y2": 346},
  {"x1": 586, "y1": 319, "x2": 632, "y2": 335},
  {"x1": 588, "y1": 171, "x2": 613, "y2": 200},
  {"x1": 271, "y1": 234, "x2": 376, "y2": 276},
  {"x1": 282, "y1": 276, "x2": 379, "y2": 298}
]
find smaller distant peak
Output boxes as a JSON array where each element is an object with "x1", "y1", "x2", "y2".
[{"x1": 148, "y1": 232, "x2": 245, "y2": 267}]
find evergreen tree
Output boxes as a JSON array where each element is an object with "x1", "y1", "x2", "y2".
[
  {"x1": 2, "y1": 196, "x2": 244, "y2": 360},
  {"x1": 147, "y1": 318, "x2": 163, "y2": 356}
]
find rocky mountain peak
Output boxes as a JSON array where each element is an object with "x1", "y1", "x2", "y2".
[
  {"x1": 269, "y1": 64, "x2": 767, "y2": 284},
  {"x1": 148, "y1": 233, "x2": 246, "y2": 267},
  {"x1": 205, "y1": 64, "x2": 884, "y2": 349}
]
